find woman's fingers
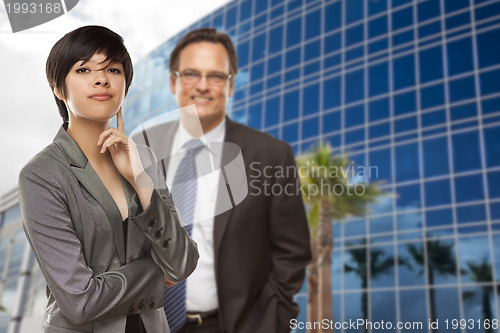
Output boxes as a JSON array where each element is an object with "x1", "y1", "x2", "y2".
[
  {"x1": 117, "y1": 108, "x2": 125, "y2": 133},
  {"x1": 100, "y1": 134, "x2": 127, "y2": 153},
  {"x1": 98, "y1": 128, "x2": 128, "y2": 153},
  {"x1": 97, "y1": 123, "x2": 143, "y2": 184},
  {"x1": 97, "y1": 128, "x2": 115, "y2": 146}
]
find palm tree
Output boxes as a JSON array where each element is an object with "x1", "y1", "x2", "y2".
[
  {"x1": 462, "y1": 259, "x2": 496, "y2": 333},
  {"x1": 407, "y1": 237, "x2": 461, "y2": 333},
  {"x1": 306, "y1": 202, "x2": 320, "y2": 332},
  {"x1": 297, "y1": 143, "x2": 384, "y2": 333},
  {"x1": 344, "y1": 239, "x2": 408, "y2": 333}
]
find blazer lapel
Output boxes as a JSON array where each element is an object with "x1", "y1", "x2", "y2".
[
  {"x1": 213, "y1": 117, "x2": 246, "y2": 258},
  {"x1": 53, "y1": 125, "x2": 126, "y2": 264},
  {"x1": 140, "y1": 121, "x2": 178, "y2": 179}
]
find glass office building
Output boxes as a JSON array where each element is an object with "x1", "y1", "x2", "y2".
[
  {"x1": 0, "y1": 189, "x2": 46, "y2": 333},
  {"x1": 123, "y1": 0, "x2": 500, "y2": 331},
  {"x1": 1, "y1": 0, "x2": 500, "y2": 332}
]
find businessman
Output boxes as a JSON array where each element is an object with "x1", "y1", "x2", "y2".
[{"x1": 134, "y1": 28, "x2": 311, "y2": 333}]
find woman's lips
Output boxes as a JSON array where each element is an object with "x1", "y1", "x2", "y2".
[{"x1": 90, "y1": 94, "x2": 112, "y2": 101}]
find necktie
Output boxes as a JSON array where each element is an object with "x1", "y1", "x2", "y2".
[{"x1": 163, "y1": 138, "x2": 203, "y2": 332}]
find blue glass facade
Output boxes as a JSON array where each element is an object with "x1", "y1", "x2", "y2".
[
  {"x1": 123, "y1": 0, "x2": 500, "y2": 331},
  {"x1": 0, "y1": 190, "x2": 32, "y2": 333}
]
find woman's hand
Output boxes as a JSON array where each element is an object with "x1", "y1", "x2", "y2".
[
  {"x1": 97, "y1": 109, "x2": 153, "y2": 209},
  {"x1": 97, "y1": 109, "x2": 140, "y2": 183}
]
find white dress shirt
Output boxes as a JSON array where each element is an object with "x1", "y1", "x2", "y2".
[{"x1": 166, "y1": 118, "x2": 226, "y2": 312}]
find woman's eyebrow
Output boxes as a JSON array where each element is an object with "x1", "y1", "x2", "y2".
[{"x1": 76, "y1": 59, "x2": 118, "y2": 70}]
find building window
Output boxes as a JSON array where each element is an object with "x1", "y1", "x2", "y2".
[
  {"x1": 419, "y1": 46, "x2": 443, "y2": 83},
  {"x1": 421, "y1": 83, "x2": 445, "y2": 110},
  {"x1": 302, "y1": 84, "x2": 319, "y2": 116},
  {"x1": 392, "y1": 7, "x2": 413, "y2": 31},
  {"x1": 325, "y1": 1, "x2": 341, "y2": 33},
  {"x1": 425, "y1": 179, "x2": 452, "y2": 207},
  {"x1": 477, "y1": 28, "x2": 500, "y2": 68},
  {"x1": 345, "y1": 69, "x2": 364, "y2": 103},
  {"x1": 395, "y1": 143, "x2": 420, "y2": 182},
  {"x1": 265, "y1": 96, "x2": 280, "y2": 127},
  {"x1": 369, "y1": 61, "x2": 389, "y2": 97},
  {"x1": 345, "y1": 0, "x2": 364, "y2": 25},
  {"x1": 447, "y1": 38, "x2": 474, "y2": 76},
  {"x1": 396, "y1": 183, "x2": 421, "y2": 211},
  {"x1": 454, "y1": 174, "x2": 484, "y2": 203},
  {"x1": 418, "y1": 0, "x2": 440, "y2": 22},
  {"x1": 286, "y1": 17, "x2": 302, "y2": 48},
  {"x1": 393, "y1": 54, "x2": 415, "y2": 91},
  {"x1": 452, "y1": 131, "x2": 481, "y2": 172},
  {"x1": 394, "y1": 90, "x2": 416, "y2": 116},
  {"x1": 305, "y1": 9, "x2": 321, "y2": 39},
  {"x1": 480, "y1": 69, "x2": 500, "y2": 96},
  {"x1": 2, "y1": 205, "x2": 21, "y2": 228},
  {"x1": 284, "y1": 90, "x2": 300, "y2": 122}
]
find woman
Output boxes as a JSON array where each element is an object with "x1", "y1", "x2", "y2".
[{"x1": 18, "y1": 25, "x2": 198, "y2": 332}]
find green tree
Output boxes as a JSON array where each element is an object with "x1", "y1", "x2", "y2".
[
  {"x1": 344, "y1": 239, "x2": 408, "y2": 333},
  {"x1": 297, "y1": 143, "x2": 384, "y2": 333},
  {"x1": 462, "y1": 259, "x2": 497, "y2": 333},
  {"x1": 407, "y1": 237, "x2": 461, "y2": 333},
  {"x1": 0, "y1": 304, "x2": 5, "y2": 312}
]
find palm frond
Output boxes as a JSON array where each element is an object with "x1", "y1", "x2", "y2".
[{"x1": 297, "y1": 142, "x2": 386, "y2": 221}]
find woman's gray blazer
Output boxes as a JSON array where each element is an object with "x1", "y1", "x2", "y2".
[{"x1": 18, "y1": 125, "x2": 199, "y2": 332}]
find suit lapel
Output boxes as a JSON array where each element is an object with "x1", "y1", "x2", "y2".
[
  {"x1": 54, "y1": 125, "x2": 126, "y2": 264},
  {"x1": 213, "y1": 117, "x2": 246, "y2": 258}
]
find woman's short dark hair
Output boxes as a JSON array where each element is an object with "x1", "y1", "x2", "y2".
[
  {"x1": 46, "y1": 25, "x2": 133, "y2": 123},
  {"x1": 169, "y1": 28, "x2": 238, "y2": 79}
]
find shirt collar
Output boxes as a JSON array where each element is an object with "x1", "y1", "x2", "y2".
[{"x1": 176, "y1": 118, "x2": 226, "y2": 154}]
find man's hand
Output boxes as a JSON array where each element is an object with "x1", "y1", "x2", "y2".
[{"x1": 164, "y1": 275, "x2": 177, "y2": 288}]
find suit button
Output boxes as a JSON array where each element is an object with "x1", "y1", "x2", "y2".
[
  {"x1": 128, "y1": 304, "x2": 135, "y2": 313},
  {"x1": 139, "y1": 300, "x2": 145, "y2": 310},
  {"x1": 162, "y1": 237, "x2": 171, "y2": 248},
  {"x1": 155, "y1": 228, "x2": 164, "y2": 238},
  {"x1": 149, "y1": 297, "x2": 155, "y2": 309},
  {"x1": 148, "y1": 218, "x2": 156, "y2": 227}
]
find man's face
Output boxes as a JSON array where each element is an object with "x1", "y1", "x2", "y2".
[{"x1": 171, "y1": 41, "x2": 234, "y2": 132}]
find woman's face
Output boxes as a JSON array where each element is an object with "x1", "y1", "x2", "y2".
[{"x1": 58, "y1": 52, "x2": 126, "y2": 122}]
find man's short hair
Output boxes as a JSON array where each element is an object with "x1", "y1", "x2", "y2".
[
  {"x1": 169, "y1": 28, "x2": 238, "y2": 79},
  {"x1": 46, "y1": 25, "x2": 133, "y2": 123}
]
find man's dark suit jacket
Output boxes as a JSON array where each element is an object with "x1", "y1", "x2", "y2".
[{"x1": 134, "y1": 116, "x2": 312, "y2": 333}]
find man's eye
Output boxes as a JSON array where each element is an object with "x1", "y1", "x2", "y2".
[
  {"x1": 108, "y1": 68, "x2": 122, "y2": 74},
  {"x1": 75, "y1": 68, "x2": 90, "y2": 73},
  {"x1": 183, "y1": 72, "x2": 199, "y2": 78},
  {"x1": 209, "y1": 74, "x2": 225, "y2": 81}
]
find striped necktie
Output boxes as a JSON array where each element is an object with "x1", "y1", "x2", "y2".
[{"x1": 163, "y1": 138, "x2": 203, "y2": 332}]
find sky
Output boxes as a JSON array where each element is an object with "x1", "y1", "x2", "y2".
[{"x1": 0, "y1": 0, "x2": 232, "y2": 196}]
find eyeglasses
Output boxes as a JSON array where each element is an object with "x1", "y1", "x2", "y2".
[{"x1": 174, "y1": 70, "x2": 232, "y2": 86}]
